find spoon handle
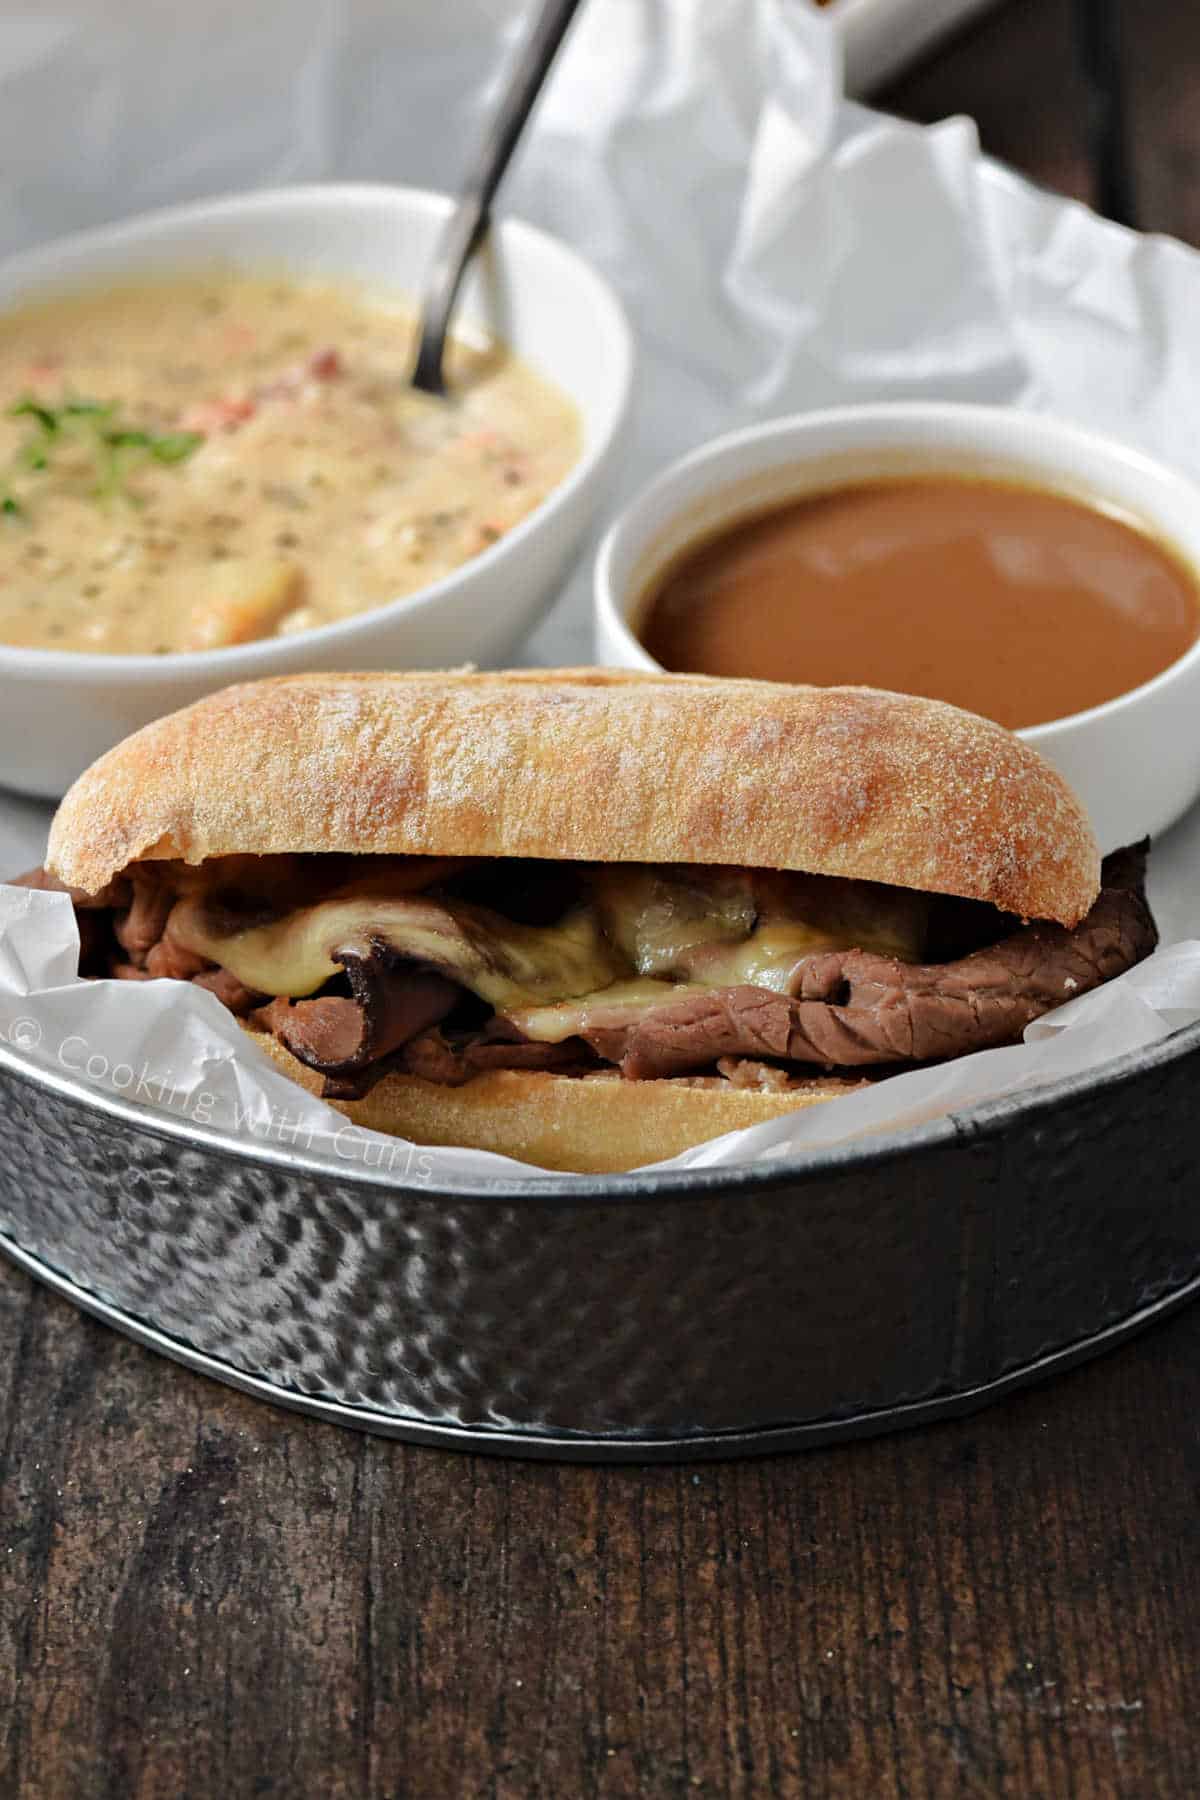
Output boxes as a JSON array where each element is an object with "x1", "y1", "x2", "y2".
[{"x1": 411, "y1": 0, "x2": 585, "y2": 395}]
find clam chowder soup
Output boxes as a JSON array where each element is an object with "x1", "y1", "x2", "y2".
[{"x1": 0, "y1": 272, "x2": 580, "y2": 653}]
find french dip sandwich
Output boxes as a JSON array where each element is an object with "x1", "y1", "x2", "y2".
[{"x1": 25, "y1": 670, "x2": 1156, "y2": 1173}]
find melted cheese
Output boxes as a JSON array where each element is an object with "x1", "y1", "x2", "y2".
[
  {"x1": 503, "y1": 873, "x2": 928, "y2": 1043},
  {"x1": 503, "y1": 925, "x2": 885, "y2": 1048},
  {"x1": 169, "y1": 893, "x2": 625, "y2": 1009},
  {"x1": 590, "y1": 866, "x2": 756, "y2": 974},
  {"x1": 166, "y1": 861, "x2": 929, "y2": 1042},
  {"x1": 503, "y1": 931, "x2": 881, "y2": 1048},
  {"x1": 507, "y1": 978, "x2": 701, "y2": 1044},
  {"x1": 683, "y1": 921, "x2": 863, "y2": 992}
]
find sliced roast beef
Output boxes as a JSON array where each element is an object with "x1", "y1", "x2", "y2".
[
  {"x1": 9, "y1": 842, "x2": 1158, "y2": 1097},
  {"x1": 145, "y1": 934, "x2": 210, "y2": 981},
  {"x1": 253, "y1": 949, "x2": 460, "y2": 1096},
  {"x1": 191, "y1": 966, "x2": 265, "y2": 1014},
  {"x1": 110, "y1": 960, "x2": 153, "y2": 983},
  {"x1": 398, "y1": 1025, "x2": 600, "y2": 1087},
  {"x1": 579, "y1": 845, "x2": 1156, "y2": 1079},
  {"x1": 114, "y1": 868, "x2": 175, "y2": 964}
]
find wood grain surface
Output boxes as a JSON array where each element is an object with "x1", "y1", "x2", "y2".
[
  {"x1": 5, "y1": 3, "x2": 1200, "y2": 1795},
  {"x1": 3, "y1": 1271, "x2": 1199, "y2": 1798}
]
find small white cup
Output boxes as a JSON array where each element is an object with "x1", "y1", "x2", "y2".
[{"x1": 595, "y1": 402, "x2": 1200, "y2": 853}]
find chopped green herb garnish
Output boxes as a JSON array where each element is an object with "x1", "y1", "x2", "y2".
[
  {"x1": 10, "y1": 399, "x2": 60, "y2": 434},
  {"x1": 2, "y1": 394, "x2": 206, "y2": 515},
  {"x1": 150, "y1": 431, "x2": 204, "y2": 464}
]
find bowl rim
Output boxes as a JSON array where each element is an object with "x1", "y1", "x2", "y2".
[
  {"x1": 0, "y1": 180, "x2": 635, "y2": 684},
  {"x1": 593, "y1": 398, "x2": 1200, "y2": 740},
  {"x1": 1, "y1": 1008, "x2": 1195, "y2": 1202}
]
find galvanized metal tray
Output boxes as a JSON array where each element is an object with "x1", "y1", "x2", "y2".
[{"x1": 1, "y1": 1018, "x2": 1198, "y2": 1461}]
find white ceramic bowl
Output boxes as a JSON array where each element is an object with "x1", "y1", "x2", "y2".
[
  {"x1": 595, "y1": 402, "x2": 1200, "y2": 854},
  {"x1": 0, "y1": 184, "x2": 633, "y2": 798}
]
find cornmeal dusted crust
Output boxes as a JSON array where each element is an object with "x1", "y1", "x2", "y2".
[
  {"x1": 47, "y1": 669, "x2": 1100, "y2": 925},
  {"x1": 248, "y1": 1028, "x2": 862, "y2": 1174}
]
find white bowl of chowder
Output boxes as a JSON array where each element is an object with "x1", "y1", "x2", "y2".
[{"x1": 0, "y1": 184, "x2": 633, "y2": 796}]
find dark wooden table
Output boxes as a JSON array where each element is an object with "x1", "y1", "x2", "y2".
[{"x1": 4, "y1": 4, "x2": 1200, "y2": 1794}]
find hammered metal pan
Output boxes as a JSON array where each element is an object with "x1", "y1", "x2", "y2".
[{"x1": 0, "y1": 1025, "x2": 1197, "y2": 1461}]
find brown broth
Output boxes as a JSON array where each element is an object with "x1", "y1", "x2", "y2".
[{"x1": 639, "y1": 476, "x2": 1200, "y2": 729}]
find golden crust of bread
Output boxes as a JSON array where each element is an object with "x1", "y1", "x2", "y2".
[
  {"x1": 248, "y1": 1027, "x2": 861, "y2": 1174},
  {"x1": 47, "y1": 668, "x2": 1099, "y2": 925}
]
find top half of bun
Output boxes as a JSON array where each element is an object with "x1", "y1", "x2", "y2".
[{"x1": 47, "y1": 669, "x2": 1101, "y2": 926}]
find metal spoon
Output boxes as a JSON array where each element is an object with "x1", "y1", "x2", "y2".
[{"x1": 410, "y1": 0, "x2": 585, "y2": 397}]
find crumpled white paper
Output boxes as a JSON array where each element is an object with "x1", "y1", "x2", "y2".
[{"x1": 2, "y1": 0, "x2": 1200, "y2": 1176}]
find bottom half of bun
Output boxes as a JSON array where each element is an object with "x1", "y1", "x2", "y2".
[{"x1": 247, "y1": 1028, "x2": 864, "y2": 1174}]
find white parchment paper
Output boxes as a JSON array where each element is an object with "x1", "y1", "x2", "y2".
[{"x1": 1, "y1": 0, "x2": 1200, "y2": 1177}]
